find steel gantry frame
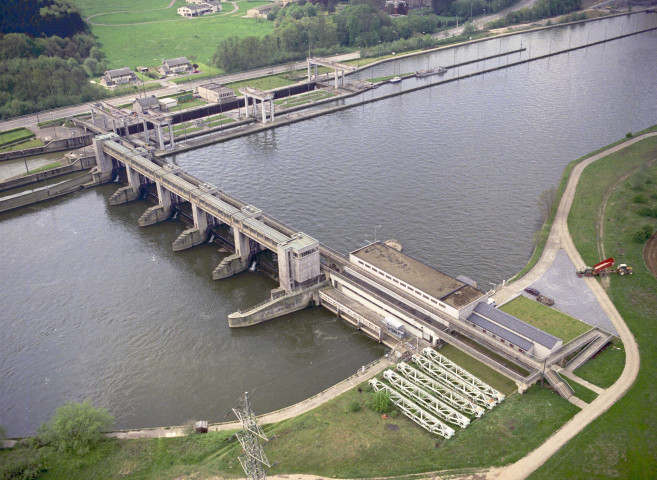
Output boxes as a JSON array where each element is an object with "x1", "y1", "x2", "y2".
[
  {"x1": 232, "y1": 392, "x2": 272, "y2": 480},
  {"x1": 382, "y1": 370, "x2": 470, "y2": 428},
  {"x1": 369, "y1": 378, "x2": 455, "y2": 439},
  {"x1": 396, "y1": 362, "x2": 485, "y2": 418},
  {"x1": 412, "y1": 354, "x2": 496, "y2": 409},
  {"x1": 422, "y1": 348, "x2": 505, "y2": 402}
]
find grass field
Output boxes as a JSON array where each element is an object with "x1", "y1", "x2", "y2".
[
  {"x1": 0, "y1": 384, "x2": 579, "y2": 479},
  {"x1": 77, "y1": 0, "x2": 274, "y2": 70},
  {"x1": 573, "y1": 339, "x2": 625, "y2": 389},
  {"x1": 500, "y1": 296, "x2": 591, "y2": 343},
  {"x1": 0, "y1": 127, "x2": 35, "y2": 147},
  {"x1": 168, "y1": 98, "x2": 207, "y2": 111},
  {"x1": 24, "y1": 162, "x2": 63, "y2": 175},
  {"x1": 558, "y1": 374, "x2": 598, "y2": 404},
  {"x1": 529, "y1": 134, "x2": 657, "y2": 479},
  {"x1": 275, "y1": 91, "x2": 335, "y2": 108},
  {"x1": 225, "y1": 75, "x2": 295, "y2": 95},
  {"x1": 0, "y1": 138, "x2": 45, "y2": 152}
]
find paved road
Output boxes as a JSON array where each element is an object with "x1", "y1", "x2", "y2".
[
  {"x1": 0, "y1": 52, "x2": 360, "y2": 132},
  {"x1": 481, "y1": 134, "x2": 656, "y2": 480}
]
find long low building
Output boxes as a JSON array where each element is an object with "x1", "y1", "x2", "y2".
[{"x1": 466, "y1": 302, "x2": 562, "y2": 359}]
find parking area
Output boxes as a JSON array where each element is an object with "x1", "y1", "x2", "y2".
[{"x1": 521, "y1": 249, "x2": 617, "y2": 335}]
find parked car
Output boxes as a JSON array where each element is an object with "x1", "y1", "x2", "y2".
[
  {"x1": 524, "y1": 287, "x2": 540, "y2": 296},
  {"x1": 536, "y1": 295, "x2": 555, "y2": 306}
]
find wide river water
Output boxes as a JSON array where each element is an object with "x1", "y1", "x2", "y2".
[{"x1": 1, "y1": 13, "x2": 656, "y2": 437}]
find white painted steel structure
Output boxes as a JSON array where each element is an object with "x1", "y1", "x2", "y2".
[
  {"x1": 422, "y1": 348, "x2": 505, "y2": 402},
  {"x1": 383, "y1": 370, "x2": 470, "y2": 428},
  {"x1": 397, "y1": 362, "x2": 485, "y2": 417},
  {"x1": 412, "y1": 354, "x2": 496, "y2": 409},
  {"x1": 369, "y1": 378, "x2": 455, "y2": 439}
]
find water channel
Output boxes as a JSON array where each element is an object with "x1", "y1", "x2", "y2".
[{"x1": 1, "y1": 13, "x2": 656, "y2": 437}]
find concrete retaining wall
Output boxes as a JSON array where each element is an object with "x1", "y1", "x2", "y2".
[
  {"x1": 0, "y1": 172, "x2": 94, "y2": 213},
  {"x1": 0, "y1": 134, "x2": 94, "y2": 162},
  {"x1": 0, "y1": 156, "x2": 96, "y2": 193}
]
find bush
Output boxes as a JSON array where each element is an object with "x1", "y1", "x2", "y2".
[
  {"x1": 638, "y1": 207, "x2": 657, "y2": 218},
  {"x1": 348, "y1": 399, "x2": 362, "y2": 413},
  {"x1": 37, "y1": 401, "x2": 114, "y2": 455},
  {"x1": 626, "y1": 132, "x2": 633, "y2": 138},
  {"x1": 0, "y1": 459, "x2": 46, "y2": 480},
  {"x1": 633, "y1": 224, "x2": 655, "y2": 243},
  {"x1": 369, "y1": 390, "x2": 393, "y2": 413},
  {"x1": 633, "y1": 194, "x2": 648, "y2": 204}
]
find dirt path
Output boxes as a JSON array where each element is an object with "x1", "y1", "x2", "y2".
[{"x1": 644, "y1": 231, "x2": 657, "y2": 277}]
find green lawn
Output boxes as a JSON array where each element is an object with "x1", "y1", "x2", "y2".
[
  {"x1": 207, "y1": 118, "x2": 235, "y2": 128},
  {"x1": 24, "y1": 162, "x2": 62, "y2": 175},
  {"x1": 500, "y1": 296, "x2": 591, "y2": 343},
  {"x1": 275, "y1": 91, "x2": 335, "y2": 108},
  {"x1": 0, "y1": 138, "x2": 45, "y2": 152},
  {"x1": 0, "y1": 127, "x2": 35, "y2": 147},
  {"x1": 1, "y1": 384, "x2": 579, "y2": 479},
  {"x1": 76, "y1": 0, "x2": 170, "y2": 18},
  {"x1": 168, "y1": 98, "x2": 207, "y2": 112},
  {"x1": 573, "y1": 339, "x2": 625, "y2": 389},
  {"x1": 559, "y1": 374, "x2": 598, "y2": 404},
  {"x1": 82, "y1": 1, "x2": 274, "y2": 70},
  {"x1": 529, "y1": 134, "x2": 657, "y2": 479}
]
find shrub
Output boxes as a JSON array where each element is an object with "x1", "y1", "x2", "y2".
[
  {"x1": 638, "y1": 207, "x2": 657, "y2": 218},
  {"x1": 37, "y1": 401, "x2": 114, "y2": 455},
  {"x1": 0, "y1": 459, "x2": 46, "y2": 480},
  {"x1": 633, "y1": 194, "x2": 648, "y2": 204},
  {"x1": 626, "y1": 132, "x2": 633, "y2": 138},
  {"x1": 369, "y1": 390, "x2": 393, "y2": 413},
  {"x1": 348, "y1": 399, "x2": 362, "y2": 413},
  {"x1": 633, "y1": 224, "x2": 655, "y2": 243}
]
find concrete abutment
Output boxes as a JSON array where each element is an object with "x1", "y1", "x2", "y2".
[
  {"x1": 213, "y1": 253, "x2": 250, "y2": 280},
  {"x1": 173, "y1": 228, "x2": 209, "y2": 251},
  {"x1": 108, "y1": 185, "x2": 140, "y2": 205}
]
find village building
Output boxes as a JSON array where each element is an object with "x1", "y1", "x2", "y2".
[
  {"x1": 197, "y1": 83, "x2": 237, "y2": 103},
  {"x1": 158, "y1": 57, "x2": 193, "y2": 76},
  {"x1": 158, "y1": 97, "x2": 178, "y2": 111},
  {"x1": 100, "y1": 68, "x2": 137, "y2": 87},
  {"x1": 246, "y1": 3, "x2": 276, "y2": 18},
  {"x1": 178, "y1": 1, "x2": 221, "y2": 17},
  {"x1": 133, "y1": 95, "x2": 161, "y2": 114}
]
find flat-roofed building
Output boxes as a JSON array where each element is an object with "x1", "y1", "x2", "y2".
[
  {"x1": 198, "y1": 83, "x2": 236, "y2": 103},
  {"x1": 349, "y1": 242, "x2": 485, "y2": 320},
  {"x1": 466, "y1": 302, "x2": 562, "y2": 359}
]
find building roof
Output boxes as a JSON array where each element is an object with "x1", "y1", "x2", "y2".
[
  {"x1": 181, "y1": 4, "x2": 206, "y2": 10},
  {"x1": 134, "y1": 96, "x2": 160, "y2": 108},
  {"x1": 199, "y1": 83, "x2": 235, "y2": 95},
  {"x1": 351, "y1": 242, "x2": 484, "y2": 308},
  {"x1": 467, "y1": 312, "x2": 534, "y2": 351},
  {"x1": 471, "y1": 303, "x2": 561, "y2": 349},
  {"x1": 105, "y1": 67, "x2": 134, "y2": 77},
  {"x1": 164, "y1": 57, "x2": 191, "y2": 67}
]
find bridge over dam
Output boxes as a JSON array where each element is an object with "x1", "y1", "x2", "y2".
[{"x1": 93, "y1": 135, "x2": 599, "y2": 395}]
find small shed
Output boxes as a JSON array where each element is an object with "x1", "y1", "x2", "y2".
[
  {"x1": 383, "y1": 316, "x2": 407, "y2": 338},
  {"x1": 159, "y1": 97, "x2": 178, "y2": 111}
]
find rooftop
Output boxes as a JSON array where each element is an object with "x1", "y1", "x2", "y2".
[
  {"x1": 199, "y1": 83, "x2": 235, "y2": 94},
  {"x1": 164, "y1": 57, "x2": 190, "y2": 66},
  {"x1": 105, "y1": 67, "x2": 134, "y2": 77},
  {"x1": 471, "y1": 303, "x2": 561, "y2": 349},
  {"x1": 351, "y1": 242, "x2": 484, "y2": 308}
]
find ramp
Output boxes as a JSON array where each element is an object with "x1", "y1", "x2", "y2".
[
  {"x1": 566, "y1": 333, "x2": 612, "y2": 372},
  {"x1": 544, "y1": 368, "x2": 573, "y2": 399}
]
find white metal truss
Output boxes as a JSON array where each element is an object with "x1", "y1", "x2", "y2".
[
  {"x1": 397, "y1": 362, "x2": 485, "y2": 418},
  {"x1": 383, "y1": 370, "x2": 470, "y2": 428},
  {"x1": 422, "y1": 348, "x2": 505, "y2": 402},
  {"x1": 412, "y1": 354, "x2": 496, "y2": 409},
  {"x1": 369, "y1": 378, "x2": 455, "y2": 439},
  {"x1": 232, "y1": 392, "x2": 271, "y2": 480}
]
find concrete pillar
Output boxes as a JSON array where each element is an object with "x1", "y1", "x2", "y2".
[
  {"x1": 92, "y1": 138, "x2": 113, "y2": 174},
  {"x1": 334, "y1": 69, "x2": 338, "y2": 89},
  {"x1": 156, "y1": 181, "x2": 171, "y2": 209},
  {"x1": 143, "y1": 120, "x2": 150, "y2": 142},
  {"x1": 91, "y1": 108, "x2": 96, "y2": 125},
  {"x1": 192, "y1": 203, "x2": 208, "y2": 232},
  {"x1": 314, "y1": 65, "x2": 318, "y2": 80},
  {"x1": 261, "y1": 99, "x2": 266, "y2": 123},
  {"x1": 270, "y1": 100, "x2": 275, "y2": 122},
  {"x1": 277, "y1": 244, "x2": 294, "y2": 291},
  {"x1": 308, "y1": 62, "x2": 311, "y2": 81},
  {"x1": 168, "y1": 123, "x2": 175, "y2": 147},
  {"x1": 112, "y1": 119, "x2": 117, "y2": 134},
  {"x1": 233, "y1": 229, "x2": 250, "y2": 259},
  {"x1": 156, "y1": 124, "x2": 165, "y2": 150},
  {"x1": 125, "y1": 164, "x2": 141, "y2": 189},
  {"x1": 243, "y1": 95, "x2": 249, "y2": 118}
]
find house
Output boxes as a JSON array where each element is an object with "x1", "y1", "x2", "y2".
[
  {"x1": 159, "y1": 97, "x2": 178, "y2": 111},
  {"x1": 178, "y1": 1, "x2": 221, "y2": 16},
  {"x1": 133, "y1": 95, "x2": 161, "y2": 114},
  {"x1": 157, "y1": 57, "x2": 193, "y2": 76},
  {"x1": 247, "y1": 3, "x2": 276, "y2": 17},
  {"x1": 197, "y1": 83, "x2": 236, "y2": 103},
  {"x1": 100, "y1": 68, "x2": 137, "y2": 87}
]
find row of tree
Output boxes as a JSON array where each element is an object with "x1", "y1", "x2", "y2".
[
  {"x1": 0, "y1": 0, "x2": 87, "y2": 38},
  {"x1": 214, "y1": 3, "x2": 457, "y2": 71},
  {"x1": 487, "y1": 0, "x2": 582, "y2": 27}
]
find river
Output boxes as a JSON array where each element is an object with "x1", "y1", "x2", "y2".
[{"x1": 1, "y1": 13, "x2": 656, "y2": 437}]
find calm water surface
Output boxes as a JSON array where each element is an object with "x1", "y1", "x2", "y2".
[{"x1": 1, "y1": 15, "x2": 656, "y2": 437}]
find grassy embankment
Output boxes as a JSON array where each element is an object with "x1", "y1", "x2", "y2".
[
  {"x1": 500, "y1": 296, "x2": 590, "y2": 343},
  {"x1": 0, "y1": 127, "x2": 44, "y2": 152},
  {"x1": 529, "y1": 133, "x2": 657, "y2": 479},
  {"x1": 77, "y1": 0, "x2": 274, "y2": 70},
  {"x1": 23, "y1": 162, "x2": 63, "y2": 175}
]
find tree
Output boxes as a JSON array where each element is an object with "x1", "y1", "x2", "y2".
[
  {"x1": 38, "y1": 401, "x2": 114, "y2": 455},
  {"x1": 369, "y1": 390, "x2": 393, "y2": 413}
]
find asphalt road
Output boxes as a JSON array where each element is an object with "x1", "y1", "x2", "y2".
[{"x1": 0, "y1": 52, "x2": 360, "y2": 132}]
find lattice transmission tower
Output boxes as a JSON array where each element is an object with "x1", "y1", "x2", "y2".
[{"x1": 232, "y1": 392, "x2": 272, "y2": 480}]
